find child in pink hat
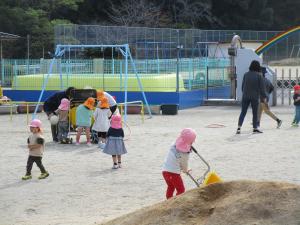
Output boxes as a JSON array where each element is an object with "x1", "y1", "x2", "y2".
[
  {"x1": 103, "y1": 114, "x2": 127, "y2": 169},
  {"x1": 162, "y1": 128, "x2": 196, "y2": 199},
  {"x1": 22, "y1": 119, "x2": 49, "y2": 180},
  {"x1": 54, "y1": 98, "x2": 70, "y2": 143}
]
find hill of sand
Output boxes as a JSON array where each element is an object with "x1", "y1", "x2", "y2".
[{"x1": 100, "y1": 181, "x2": 300, "y2": 225}]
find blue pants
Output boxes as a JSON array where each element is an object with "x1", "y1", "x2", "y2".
[
  {"x1": 57, "y1": 121, "x2": 69, "y2": 141},
  {"x1": 295, "y1": 106, "x2": 300, "y2": 124},
  {"x1": 238, "y1": 97, "x2": 259, "y2": 129}
]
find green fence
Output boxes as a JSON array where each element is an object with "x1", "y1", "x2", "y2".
[{"x1": 0, "y1": 58, "x2": 230, "y2": 91}]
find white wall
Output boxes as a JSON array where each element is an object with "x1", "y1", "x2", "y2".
[
  {"x1": 208, "y1": 42, "x2": 263, "y2": 58},
  {"x1": 235, "y1": 48, "x2": 262, "y2": 101}
]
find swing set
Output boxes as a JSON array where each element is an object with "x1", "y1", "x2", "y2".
[{"x1": 33, "y1": 44, "x2": 152, "y2": 121}]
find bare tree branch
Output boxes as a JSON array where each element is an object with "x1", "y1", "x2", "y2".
[
  {"x1": 171, "y1": 0, "x2": 223, "y2": 28},
  {"x1": 106, "y1": 0, "x2": 171, "y2": 27}
]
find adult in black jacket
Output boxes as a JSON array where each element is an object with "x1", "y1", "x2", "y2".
[
  {"x1": 43, "y1": 87, "x2": 75, "y2": 141},
  {"x1": 236, "y1": 60, "x2": 266, "y2": 134}
]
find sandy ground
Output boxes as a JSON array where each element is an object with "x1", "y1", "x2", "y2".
[
  {"x1": 101, "y1": 181, "x2": 300, "y2": 225},
  {"x1": 0, "y1": 105, "x2": 299, "y2": 225}
]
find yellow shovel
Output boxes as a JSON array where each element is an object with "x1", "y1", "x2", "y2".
[{"x1": 186, "y1": 146, "x2": 222, "y2": 187}]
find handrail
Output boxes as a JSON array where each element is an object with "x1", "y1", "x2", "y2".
[
  {"x1": 118, "y1": 100, "x2": 145, "y2": 123},
  {"x1": 0, "y1": 101, "x2": 44, "y2": 124}
]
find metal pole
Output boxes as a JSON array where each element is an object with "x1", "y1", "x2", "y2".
[
  {"x1": 33, "y1": 46, "x2": 60, "y2": 118},
  {"x1": 127, "y1": 45, "x2": 152, "y2": 119},
  {"x1": 176, "y1": 30, "x2": 179, "y2": 92},
  {"x1": 0, "y1": 39, "x2": 2, "y2": 86},
  {"x1": 27, "y1": 34, "x2": 30, "y2": 75},
  {"x1": 297, "y1": 68, "x2": 299, "y2": 85},
  {"x1": 27, "y1": 34, "x2": 30, "y2": 59},
  {"x1": 273, "y1": 69, "x2": 277, "y2": 106},
  {"x1": 289, "y1": 68, "x2": 291, "y2": 105},
  {"x1": 281, "y1": 69, "x2": 284, "y2": 105},
  {"x1": 124, "y1": 46, "x2": 128, "y2": 122},
  {"x1": 0, "y1": 39, "x2": 2, "y2": 60},
  {"x1": 176, "y1": 47, "x2": 179, "y2": 92},
  {"x1": 206, "y1": 66, "x2": 209, "y2": 99}
]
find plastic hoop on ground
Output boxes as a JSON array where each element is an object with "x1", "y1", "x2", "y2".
[
  {"x1": 122, "y1": 120, "x2": 132, "y2": 141},
  {"x1": 205, "y1": 123, "x2": 226, "y2": 128}
]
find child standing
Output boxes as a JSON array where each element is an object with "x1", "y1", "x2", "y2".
[
  {"x1": 92, "y1": 97, "x2": 111, "y2": 148},
  {"x1": 162, "y1": 128, "x2": 196, "y2": 199},
  {"x1": 54, "y1": 98, "x2": 70, "y2": 143},
  {"x1": 103, "y1": 114, "x2": 127, "y2": 169},
  {"x1": 292, "y1": 85, "x2": 300, "y2": 127},
  {"x1": 75, "y1": 97, "x2": 95, "y2": 146},
  {"x1": 22, "y1": 119, "x2": 49, "y2": 180}
]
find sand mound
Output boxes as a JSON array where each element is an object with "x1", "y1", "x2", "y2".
[{"x1": 100, "y1": 181, "x2": 300, "y2": 225}]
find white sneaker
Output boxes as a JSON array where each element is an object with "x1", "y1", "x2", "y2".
[
  {"x1": 112, "y1": 164, "x2": 118, "y2": 169},
  {"x1": 87, "y1": 142, "x2": 92, "y2": 147},
  {"x1": 98, "y1": 142, "x2": 105, "y2": 149},
  {"x1": 75, "y1": 142, "x2": 80, "y2": 146},
  {"x1": 118, "y1": 163, "x2": 122, "y2": 168}
]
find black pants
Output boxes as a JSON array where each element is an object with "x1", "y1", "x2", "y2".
[
  {"x1": 26, "y1": 156, "x2": 46, "y2": 175},
  {"x1": 238, "y1": 97, "x2": 259, "y2": 129},
  {"x1": 51, "y1": 124, "x2": 58, "y2": 141}
]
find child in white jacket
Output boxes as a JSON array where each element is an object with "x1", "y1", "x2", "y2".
[
  {"x1": 92, "y1": 97, "x2": 111, "y2": 148},
  {"x1": 162, "y1": 128, "x2": 196, "y2": 199}
]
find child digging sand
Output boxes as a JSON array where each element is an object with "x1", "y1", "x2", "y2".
[
  {"x1": 162, "y1": 128, "x2": 196, "y2": 199},
  {"x1": 22, "y1": 119, "x2": 49, "y2": 180}
]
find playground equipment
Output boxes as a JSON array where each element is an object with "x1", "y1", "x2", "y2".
[
  {"x1": 0, "y1": 101, "x2": 42, "y2": 124},
  {"x1": 228, "y1": 35, "x2": 276, "y2": 105},
  {"x1": 255, "y1": 25, "x2": 300, "y2": 56},
  {"x1": 33, "y1": 44, "x2": 152, "y2": 121},
  {"x1": 118, "y1": 100, "x2": 145, "y2": 122},
  {"x1": 228, "y1": 26, "x2": 300, "y2": 105}
]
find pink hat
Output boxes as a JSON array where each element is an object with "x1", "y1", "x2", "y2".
[
  {"x1": 111, "y1": 114, "x2": 122, "y2": 129},
  {"x1": 175, "y1": 128, "x2": 196, "y2": 152},
  {"x1": 58, "y1": 98, "x2": 70, "y2": 111},
  {"x1": 29, "y1": 119, "x2": 42, "y2": 128}
]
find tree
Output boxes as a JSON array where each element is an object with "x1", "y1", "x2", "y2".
[
  {"x1": 0, "y1": 0, "x2": 83, "y2": 58},
  {"x1": 105, "y1": 0, "x2": 171, "y2": 27},
  {"x1": 167, "y1": 0, "x2": 222, "y2": 28},
  {"x1": 211, "y1": 0, "x2": 274, "y2": 30},
  {"x1": 268, "y1": 0, "x2": 300, "y2": 29}
]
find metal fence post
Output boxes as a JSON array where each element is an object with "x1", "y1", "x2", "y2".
[
  {"x1": 289, "y1": 68, "x2": 292, "y2": 105},
  {"x1": 14, "y1": 60, "x2": 17, "y2": 89},
  {"x1": 206, "y1": 66, "x2": 209, "y2": 99},
  {"x1": 188, "y1": 58, "x2": 192, "y2": 90},
  {"x1": 176, "y1": 44, "x2": 183, "y2": 92},
  {"x1": 297, "y1": 68, "x2": 299, "y2": 85},
  {"x1": 273, "y1": 69, "x2": 277, "y2": 106},
  {"x1": 281, "y1": 69, "x2": 284, "y2": 105},
  {"x1": 1, "y1": 59, "x2": 4, "y2": 86}
]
